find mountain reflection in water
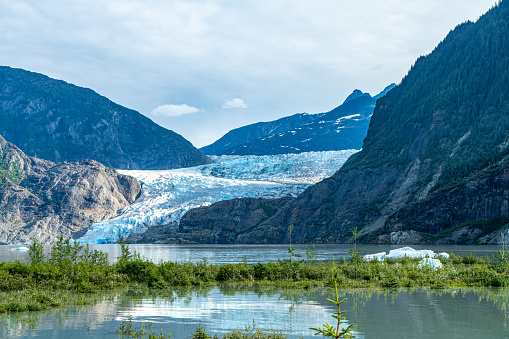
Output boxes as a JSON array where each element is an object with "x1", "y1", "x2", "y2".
[{"x1": 1, "y1": 286, "x2": 509, "y2": 339}]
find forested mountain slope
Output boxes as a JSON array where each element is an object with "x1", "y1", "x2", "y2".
[
  {"x1": 0, "y1": 66, "x2": 210, "y2": 170},
  {"x1": 179, "y1": 1, "x2": 509, "y2": 245}
]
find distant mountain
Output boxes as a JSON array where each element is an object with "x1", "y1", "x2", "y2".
[
  {"x1": 0, "y1": 66, "x2": 210, "y2": 170},
  {"x1": 201, "y1": 84, "x2": 395, "y2": 156},
  {"x1": 200, "y1": 113, "x2": 321, "y2": 155},
  {"x1": 0, "y1": 135, "x2": 141, "y2": 244},
  {"x1": 177, "y1": 1, "x2": 509, "y2": 245}
]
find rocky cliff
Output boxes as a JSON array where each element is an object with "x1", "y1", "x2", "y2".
[
  {"x1": 177, "y1": 1, "x2": 509, "y2": 245},
  {"x1": 0, "y1": 66, "x2": 210, "y2": 170},
  {"x1": 0, "y1": 135, "x2": 141, "y2": 244}
]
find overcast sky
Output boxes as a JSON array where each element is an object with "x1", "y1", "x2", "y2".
[{"x1": 0, "y1": 0, "x2": 497, "y2": 147}]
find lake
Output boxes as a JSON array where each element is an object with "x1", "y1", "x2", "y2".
[
  {"x1": 1, "y1": 243, "x2": 507, "y2": 338},
  {"x1": 1, "y1": 286, "x2": 508, "y2": 338},
  {"x1": 0, "y1": 243, "x2": 502, "y2": 264}
]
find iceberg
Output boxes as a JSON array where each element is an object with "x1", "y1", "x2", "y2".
[
  {"x1": 10, "y1": 246, "x2": 29, "y2": 251},
  {"x1": 78, "y1": 150, "x2": 358, "y2": 244},
  {"x1": 386, "y1": 247, "x2": 436, "y2": 259},
  {"x1": 363, "y1": 252, "x2": 386, "y2": 261},
  {"x1": 417, "y1": 258, "x2": 443, "y2": 270},
  {"x1": 364, "y1": 247, "x2": 449, "y2": 266}
]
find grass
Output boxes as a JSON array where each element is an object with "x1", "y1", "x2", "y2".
[{"x1": 1, "y1": 237, "x2": 509, "y2": 316}]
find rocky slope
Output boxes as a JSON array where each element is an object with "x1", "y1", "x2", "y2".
[
  {"x1": 201, "y1": 85, "x2": 394, "y2": 156},
  {"x1": 0, "y1": 66, "x2": 210, "y2": 170},
  {"x1": 0, "y1": 135, "x2": 141, "y2": 244},
  {"x1": 200, "y1": 113, "x2": 321, "y2": 155},
  {"x1": 177, "y1": 1, "x2": 509, "y2": 245}
]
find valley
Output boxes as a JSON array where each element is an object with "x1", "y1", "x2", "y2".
[{"x1": 78, "y1": 150, "x2": 358, "y2": 244}]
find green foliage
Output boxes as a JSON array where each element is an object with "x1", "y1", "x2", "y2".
[
  {"x1": 49, "y1": 235, "x2": 84, "y2": 267},
  {"x1": 28, "y1": 239, "x2": 45, "y2": 266},
  {"x1": 4, "y1": 240, "x2": 509, "y2": 316},
  {"x1": 80, "y1": 244, "x2": 109, "y2": 266},
  {"x1": 287, "y1": 225, "x2": 302, "y2": 264},
  {"x1": 305, "y1": 244, "x2": 318, "y2": 262},
  {"x1": 492, "y1": 232, "x2": 509, "y2": 267},
  {"x1": 0, "y1": 146, "x2": 24, "y2": 187},
  {"x1": 310, "y1": 281, "x2": 356, "y2": 338},
  {"x1": 192, "y1": 323, "x2": 215, "y2": 339},
  {"x1": 221, "y1": 323, "x2": 288, "y2": 339},
  {"x1": 116, "y1": 315, "x2": 171, "y2": 338},
  {"x1": 340, "y1": 1, "x2": 509, "y2": 198}
]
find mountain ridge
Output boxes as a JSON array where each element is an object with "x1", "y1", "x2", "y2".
[
  {"x1": 176, "y1": 1, "x2": 509, "y2": 245},
  {"x1": 0, "y1": 66, "x2": 210, "y2": 170},
  {"x1": 202, "y1": 84, "x2": 395, "y2": 156}
]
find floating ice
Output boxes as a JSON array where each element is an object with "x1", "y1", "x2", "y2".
[
  {"x1": 386, "y1": 247, "x2": 436, "y2": 259},
  {"x1": 79, "y1": 150, "x2": 358, "y2": 244},
  {"x1": 10, "y1": 246, "x2": 29, "y2": 251},
  {"x1": 363, "y1": 252, "x2": 386, "y2": 261},
  {"x1": 417, "y1": 258, "x2": 443, "y2": 270},
  {"x1": 363, "y1": 247, "x2": 449, "y2": 265}
]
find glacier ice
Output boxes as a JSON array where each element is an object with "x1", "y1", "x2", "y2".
[
  {"x1": 417, "y1": 258, "x2": 443, "y2": 270},
  {"x1": 78, "y1": 150, "x2": 358, "y2": 244},
  {"x1": 363, "y1": 247, "x2": 449, "y2": 264}
]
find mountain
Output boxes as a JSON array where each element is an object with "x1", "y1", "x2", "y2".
[
  {"x1": 200, "y1": 113, "x2": 321, "y2": 155},
  {"x1": 178, "y1": 1, "x2": 509, "y2": 245},
  {"x1": 201, "y1": 85, "x2": 395, "y2": 156},
  {"x1": 0, "y1": 66, "x2": 210, "y2": 170},
  {"x1": 0, "y1": 134, "x2": 141, "y2": 244}
]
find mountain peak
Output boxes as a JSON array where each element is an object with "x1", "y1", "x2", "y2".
[
  {"x1": 0, "y1": 67, "x2": 210, "y2": 170},
  {"x1": 343, "y1": 89, "x2": 369, "y2": 104}
]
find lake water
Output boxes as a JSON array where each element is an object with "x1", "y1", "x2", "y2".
[
  {"x1": 1, "y1": 286, "x2": 508, "y2": 338},
  {"x1": 1, "y1": 244, "x2": 507, "y2": 338},
  {"x1": 0, "y1": 243, "x2": 502, "y2": 264}
]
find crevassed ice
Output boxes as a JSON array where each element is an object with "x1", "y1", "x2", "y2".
[{"x1": 78, "y1": 150, "x2": 358, "y2": 244}]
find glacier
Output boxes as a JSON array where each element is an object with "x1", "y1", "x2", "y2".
[{"x1": 78, "y1": 150, "x2": 358, "y2": 244}]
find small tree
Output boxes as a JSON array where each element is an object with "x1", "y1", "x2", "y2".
[
  {"x1": 310, "y1": 281, "x2": 356, "y2": 338},
  {"x1": 28, "y1": 239, "x2": 45, "y2": 266},
  {"x1": 288, "y1": 225, "x2": 302, "y2": 264}
]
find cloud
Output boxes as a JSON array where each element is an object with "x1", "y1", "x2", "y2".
[
  {"x1": 222, "y1": 98, "x2": 248, "y2": 109},
  {"x1": 150, "y1": 104, "x2": 200, "y2": 117}
]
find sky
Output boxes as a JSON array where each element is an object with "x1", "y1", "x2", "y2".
[{"x1": 0, "y1": 0, "x2": 498, "y2": 148}]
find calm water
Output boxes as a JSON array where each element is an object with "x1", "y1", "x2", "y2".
[
  {"x1": 1, "y1": 287, "x2": 508, "y2": 338},
  {"x1": 1, "y1": 244, "x2": 507, "y2": 338},
  {"x1": 0, "y1": 243, "x2": 502, "y2": 264}
]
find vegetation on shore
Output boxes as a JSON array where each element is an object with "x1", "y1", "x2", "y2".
[{"x1": 1, "y1": 237, "x2": 509, "y2": 316}]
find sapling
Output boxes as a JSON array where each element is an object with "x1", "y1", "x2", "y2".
[
  {"x1": 287, "y1": 225, "x2": 302, "y2": 264},
  {"x1": 310, "y1": 281, "x2": 356, "y2": 338}
]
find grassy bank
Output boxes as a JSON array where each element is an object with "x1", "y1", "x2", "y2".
[{"x1": 1, "y1": 237, "x2": 509, "y2": 314}]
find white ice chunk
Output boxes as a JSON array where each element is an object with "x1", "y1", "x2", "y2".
[
  {"x1": 386, "y1": 247, "x2": 435, "y2": 259},
  {"x1": 417, "y1": 258, "x2": 443, "y2": 270},
  {"x1": 10, "y1": 246, "x2": 29, "y2": 251},
  {"x1": 363, "y1": 252, "x2": 386, "y2": 261}
]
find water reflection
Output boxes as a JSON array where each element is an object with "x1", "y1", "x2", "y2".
[
  {"x1": 0, "y1": 243, "x2": 502, "y2": 265},
  {"x1": 1, "y1": 286, "x2": 509, "y2": 338}
]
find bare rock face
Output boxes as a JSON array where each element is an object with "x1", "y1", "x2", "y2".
[
  {"x1": 128, "y1": 197, "x2": 291, "y2": 244},
  {"x1": 0, "y1": 136, "x2": 141, "y2": 244}
]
